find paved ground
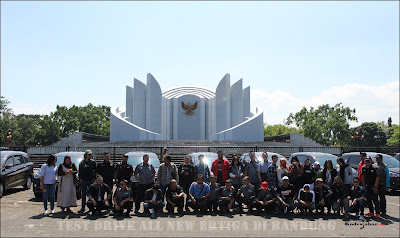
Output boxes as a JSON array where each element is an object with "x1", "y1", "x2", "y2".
[{"x1": 1, "y1": 187, "x2": 399, "y2": 237}]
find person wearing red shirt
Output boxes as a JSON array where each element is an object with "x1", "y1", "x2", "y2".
[
  {"x1": 358, "y1": 152, "x2": 367, "y2": 183},
  {"x1": 211, "y1": 151, "x2": 230, "y2": 186}
]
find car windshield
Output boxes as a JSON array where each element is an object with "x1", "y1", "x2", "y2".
[
  {"x1": 56, "y1": 156, "x2": 84, "y2": 168},
  {"x1": 127, "y1": 156, "x2": 159, "y2": 167},
  {"x1": 315, "y1": 156, "x2": 339, "y2": 168},
  {"x1": 380, "y1": 155, "x2": 399, "y2": 168}
]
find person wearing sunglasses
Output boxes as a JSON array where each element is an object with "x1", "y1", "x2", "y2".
[{"x1": 113, "y1": 180, "x2": 134, "y2": 217}]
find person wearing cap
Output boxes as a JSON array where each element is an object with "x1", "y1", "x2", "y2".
[
  {"x1": 207, "y1": 175, "x2": 220, "y2": 213},
  {"x1": 78, "y1": 150, "x2": 97, "y2": 213},
  {"x1": 211, "y1": 151, "x2": 230, "y2": 186},
  {"x1": 245, "y1": 151, "x2": 261, "y2": 192},
  {"x1": 158, "y1": 155, "x2": 179, "y2": 198},
  {"x1": 375, "y1": 154, "x2": 390, "y2": 215},
  {"x1": 218, "y1": 179, "x2": 238, "y2": 214},
  {"x1": 96, "y1": 152, "x2": 116, "y2": 206},
  {"x1": 330, "y1": 176, "x2": 349, "y2": 217},
  {"x1": 113, "y1": 179, "x2": 134, "y2": 217},
  {"x1": 237, "y1": 176, "x2": 256, "y2": 214},
  {"x1": 348, "y1": 177, "x2": 366, "y2": 220},
  {"x1": 361, "y1": 156, "x2": 380, "y2": 218},
  {"x1": 134, "y1": 154, "x2": 156, "y2": 213},
  {"x1": 255, "y1": 181, "x2": 277, "y2": 214},
  {"x1": 276, "y1": 176, "x2": 296, "y2": 213},
  {"x1": 296, "y1": 184, "x2": 315, "y2": 214},
  {"x1": 116, "y1": 155, "x2": 133, "y2": 187},
  {"x1": 313, "y1": 178, "x2": 333, "y2": 214},
  {"x1": 336, "y1": 157, "x2": 354, "y2": 191}
]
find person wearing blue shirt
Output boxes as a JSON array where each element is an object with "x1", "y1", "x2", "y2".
[
  {"x1": 195, "y1": 155, "x2": 211, "y2": 182},
  {"x1": 187, "y1": 174, "x2": 211, "y2": 214}
]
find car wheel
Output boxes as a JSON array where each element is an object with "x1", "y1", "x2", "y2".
[
  {"x1": 0, "y1": 183, "x2": 4, "y2": 198},
  {"x1": 23, "y1": 177, "x2": 32, "y2": 190}
]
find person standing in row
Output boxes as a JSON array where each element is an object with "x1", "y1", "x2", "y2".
[
  {"x1": 322, "y1": 160, "x2": 337, "y2": 186},
  {"x1": 257, "y1": 152, "x2": 270, "y2": 184},
  {"x1": 96, "y1": 152, "x2": 116, "y2": 206},
  {"x1": 358, "y1": 152, "x2": 367, "y2": 183},
  {"x1": 267, "y1": 155, "x2": 279, "y2": 190},
  {"x1": 375, "y1": 154, "x2": 390, "y2": 215},
  {"x1": 57, "y1": 155, "x2": 78, "y2": 213},
  {"x1": 79, "y1": 150, "x2": 96, "y2": 213},
  {"x1": 195, "y1": 155, "x2": 211, "y2": 182},
  {"x1": 245, "y1": 151, "x2": 261, "y2": 191},
  {"x1": 229, "y1": 155, "x2": 244, "y2": 191},
  {"x1": 178, "y1": 155, "x2": 196, "y2": 211},
  {"x1": 116, "y1": 155, "x2": 133, "y2": 187},
  {"x1": 158, "y1": 155, "x2": 179, "y2": 197},
  {"x1": 276, "y1": 158, "x2": 289, "y2": 187},
  {"x1": 211, "y1": 151, "x2": 230, "y2": 186},
  {"x1": 362, "y1": 157, "x2": 380, "y2": 218},
  {"x1": 134, "y1": 154, "x2": 156, "y2": 214},
  {"x1": 302, "y1": 159, "x2": 315, "y2": 190},
  {"x1": 40, "y1": 155, "x2": 58, "y2": 215},
  {"x1": 288, "y1": 156, "x2": 304, "y2": 193},
  {"x1": 337, "y1": 157, "x2": 354, "y2": 192}
]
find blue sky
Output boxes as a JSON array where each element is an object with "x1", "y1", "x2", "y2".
[{"x1": 1, "y1": 1, "x2": 399, "y2": 127}]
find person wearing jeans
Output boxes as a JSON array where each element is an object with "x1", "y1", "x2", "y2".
[
  {"x1": 40, "y1": 155, "x2": 58, "y2": 215},
  {"x1": 143, "y1": 184, "x2": 165, "y2": 218},
  {"x1": 348, "y1": 177, "x2": 367, "y2": 220},
  {"x1": 78, "y1": 150, "x2": 96, "y2": 213}
]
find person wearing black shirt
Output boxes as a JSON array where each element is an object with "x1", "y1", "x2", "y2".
[
  {"x1": 302, "y1": 159, "x2": 315, "y2": 190},
  {"x1": 96, "y1": 152, "x2": 116, "y2": 206},
  {"x1": 330, "y1": 176, "x2": 349, "y2": 217},
  {"x1": 87, "y1": 176, "x2": 112, "y2": 215},
  {"x1": 78, "y1": 150, "x2": 97, "y2": 213},
  {"x1": 348, "y1": 177, "x2": 366, "y2": 220},
  {"x1": 361, "y1": 157, "x2": 380, "y2": 218},
  {"x1": 237, "y1": 176, "x2": 256, "y2": 214},
  {"x1": 178, "y1": 156, "x2": 195, "y2": 210},
  {"x1": 218, "y1": 179, "x2": 237, "y2": 214},
  {"x1": 113, "y1": 180, "x2": 133, "y2": 216},
  {"x1": 276, "y1": 176, "x2": 296, "y2": 213},
  {"x1": 166, "y1": 179, "x2": 185, "y2": 215},
  {"x1": 313, "y1": 178, "x2": 333, "y2": 214},
  {"x1": 116, "y1": 155, "x2": 133, "y2": 186}
]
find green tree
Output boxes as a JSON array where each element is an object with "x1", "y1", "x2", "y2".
[
  {"x1": 264, "y1": 124, "x2": 299, "y2": 137},
  {"x1": 387, "y1": 124, "x2": 399, "y2": 147},
  {"x1": 286, "y1": 103, "x2": 357, "y2": 146},
  {"x1": 351, "y1": 122, "x2": 387, "y2": 147}
]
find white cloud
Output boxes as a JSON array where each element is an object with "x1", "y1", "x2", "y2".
[{"x1": 251, "y1": 81, "x2": 399, "y2": 127}]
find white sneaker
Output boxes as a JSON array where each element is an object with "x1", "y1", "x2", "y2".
[
  {"x1": 359, "y1": 215, "x2": 364, "y2": 220},
  {"x1": 44, "y1": 210, "x2": 48, "y2": 215},
  {"x1": 51, "y1": 210, "x2": 55, "y2": 214}
]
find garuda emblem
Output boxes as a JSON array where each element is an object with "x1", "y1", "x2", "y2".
[{"x1": 182, "y1": 101, "x2": 197, "y2": 115}]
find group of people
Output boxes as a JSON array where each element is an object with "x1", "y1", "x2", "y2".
[{"x1": 39, "y1": 150, "x2": 390, "y2": 220}]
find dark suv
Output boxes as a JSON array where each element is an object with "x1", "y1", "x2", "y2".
[
  {"x1": 0, "y1": 151, "x2": 34, "y2": 198},
  {"x1": 342, "y1": 152, "x2": 400, "y2": 192}
]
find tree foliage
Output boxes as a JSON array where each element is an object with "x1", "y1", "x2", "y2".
[
  {"x1": 286, "y1": 103, "x2": 358, "y2": 146},
  {"x1": 387, "y1": 124, "x2": 399, "y2": 147},
  {"x1": 1, "y1": 97, "x2": 110, "y2": 146},
  {"x1": 264, "y1": 124, "x2": 299, "y2": 137},
  {"x1": 350, "y1": 122, "x2": 387, "y2": 147}
]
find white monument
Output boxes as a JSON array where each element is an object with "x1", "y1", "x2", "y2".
[{"x1": 110, "y1": 73, "x2": 264, "y2": 141}]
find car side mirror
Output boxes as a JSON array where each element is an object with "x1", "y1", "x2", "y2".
[{"x1": 5, "y1": 165, "x2": 12, "y2": 169}]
